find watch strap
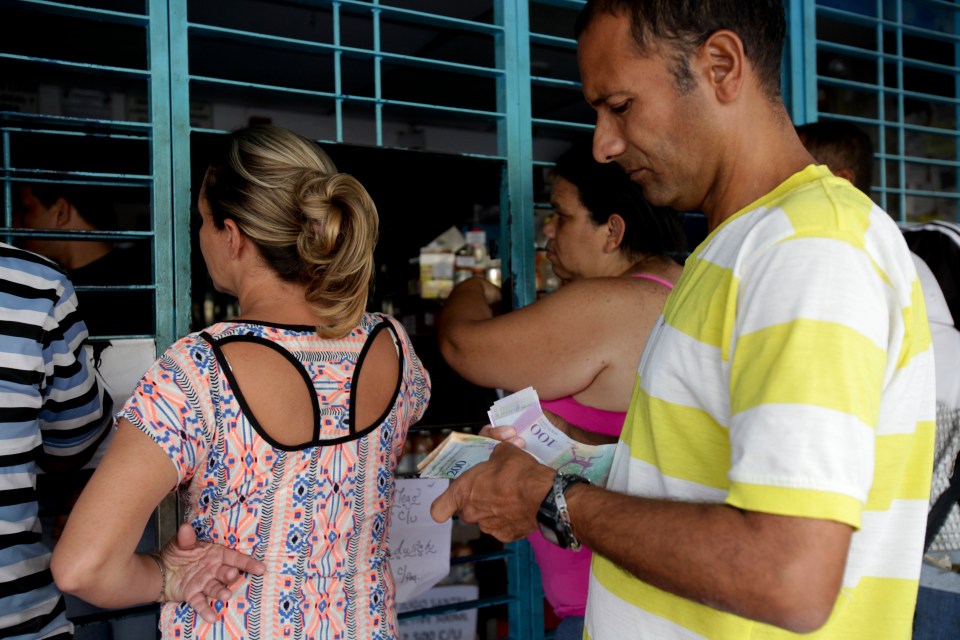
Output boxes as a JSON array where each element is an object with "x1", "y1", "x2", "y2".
[{"x1": 537, "y1": 473, "x2": 589, "y2": 551}]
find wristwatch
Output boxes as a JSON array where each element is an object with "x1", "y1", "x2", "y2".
[{"x1": 536, "y1": 473, "x2": 589, "y2": 551}]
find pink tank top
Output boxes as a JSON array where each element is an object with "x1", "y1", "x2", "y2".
[{"x1": 530, "y1": 272, "x2": 673, "y2": 619}]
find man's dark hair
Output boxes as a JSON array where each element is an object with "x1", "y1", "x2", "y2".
[
  {"x1": 575, "y1": 0, "x2": 786, "y2": 99},
  {"x1": 23, "y1": 183, "x2": 117, "y2": 230},
  {"x1": 796, "y1": 120, "x2": 874, "y2": 193},
  {"x1": 553, "y1": 141, "x2": 686, "y2": 257}
]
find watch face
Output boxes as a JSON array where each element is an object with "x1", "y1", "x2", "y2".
[{"x1": 537, "y1": 521, "x2": 560, "y2": 546}]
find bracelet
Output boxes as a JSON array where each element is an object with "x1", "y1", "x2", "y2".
[
  {"x1": 553, "y1": 475, "x2": 580, "y2": 552},
  {"x1": 149, "y1": 552, "x2": 167, "y2": 603}
]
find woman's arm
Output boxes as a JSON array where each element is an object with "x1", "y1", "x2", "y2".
[
  {"x1": 438, "y1": 277, "x2": 660, "y2": 402},
  {"x1": 51, "y1": 421, "x2": 265, "y2": 622}
]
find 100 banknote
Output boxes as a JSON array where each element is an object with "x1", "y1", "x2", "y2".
[{"x1": 417, "y1": 387, "x2": 615, "y2": 486}]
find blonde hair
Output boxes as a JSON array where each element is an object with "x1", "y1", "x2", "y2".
[{"x1": 203, "y1": 124, "x2": 378, "y2": 338}]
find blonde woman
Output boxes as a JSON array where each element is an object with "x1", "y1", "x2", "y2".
[{"x1": 52, "y1": 125, "x2": 432, "y2": 639}]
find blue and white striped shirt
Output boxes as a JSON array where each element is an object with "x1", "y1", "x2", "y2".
[{"x1": 0, "y1": 243, "x2": 110, "y2": 639}]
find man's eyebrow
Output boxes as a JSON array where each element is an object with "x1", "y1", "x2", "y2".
[{"x1": 587, "y1": 94, "x2": 609, "y2": 108}]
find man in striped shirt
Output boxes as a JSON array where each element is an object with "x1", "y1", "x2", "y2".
[
  {"x1": 431, "y1": 1, "x2": 935, "y2": 639},
  {"x1": 0, "y1": 242, "x2": 111, "y2": 639}
]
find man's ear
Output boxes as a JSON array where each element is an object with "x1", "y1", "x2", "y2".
[
  {"x1": 605, "y1": 213, "x2": 627, "y2": 252},
  {"x1": 50, "y1": 197, "x2": 74, "y2": 228},
  {"x1": 832, "y1": 167, "x2": 856, "y2": 184},
  {"x1": 700, "y1": 30, "x2": 745, "y2": 104}
]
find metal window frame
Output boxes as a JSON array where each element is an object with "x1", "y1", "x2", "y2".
[
  {"x1": 793, "y1": 0, "x2": 960, "y2": 223},
  {"x1": 12, "y1": 1, "x2": 954, "y2": 638}
]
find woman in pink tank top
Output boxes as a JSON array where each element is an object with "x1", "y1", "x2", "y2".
[{"x1": 438, "y1": 142, "x2": 685, "y2": 640}]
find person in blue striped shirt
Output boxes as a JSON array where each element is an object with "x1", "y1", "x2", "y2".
[
  {"x1": 0, "y1": 242, "x2": 112, "y2": 639},
  {"x1": 1, "y1": 242, "x2": 261, "y2": 639}
]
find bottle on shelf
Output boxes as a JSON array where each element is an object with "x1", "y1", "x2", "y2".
[
  {"x1": 466, "y1": 228, "x2": 488, "y2": 279},
  {"x1": 454, "y1": 243, "x2": 476, "y2": 284},
  {"x1": 410, "y1": 431, "x2": 434, "y2": 470}
]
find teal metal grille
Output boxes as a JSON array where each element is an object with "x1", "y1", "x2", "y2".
[
  {"x1": 0, "y1": 0, "x2": 176, "y2": 345},
  {"x1": 7, "y1": 1, "x2": 948, "y2": 638},
  {"x1": 808, "y1": 0, "x2": 960, "y2": 222}
]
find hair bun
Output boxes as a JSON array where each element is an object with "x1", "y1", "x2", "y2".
[{"x1": 203, "y1": 125, "x2": 378, "y2": 338}]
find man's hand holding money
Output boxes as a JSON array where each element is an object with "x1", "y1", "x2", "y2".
[{"x1": 429, "y1": 442, "x2": 555, "y2": 542}]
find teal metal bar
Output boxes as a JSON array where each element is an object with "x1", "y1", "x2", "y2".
[
  {"x1": 397, "y1": 594, "x2": 516, "y2": 621},
  {"x1": 327, "y1": 0, "x2": 504, "y2": 35},
  {"x1": 0, "y1": 176, "x2": 149, "y2": 188},
  {"x1": 533, "y1": 0, "x2": 586, "y2": 9},
  {"x1": 530, "y1": 117, "x2": 592, "y2": 131},
  {"x1": 818, "y1": 5, "x2": 960, "y2": 43},
  {"x1": 373, "y1": 0, "x2": 383, "y2": 146},
  {"x1": 0, "y1": 53, "x2": 150, "y2": 77},
  {"x1": 875, "y1": 0, "x2": 887, "y2": 210},
  {"x1": 784, "y1": 0, "x2": 816, "y2": 123},
  {"x1": 189, "y1": 75, "x2": 505, "y2": 119},
  {"x1": 496, "y1": 0, "x2": 539, "y2": 636},
  {"x1": 0, "y1": 127, "x2": 149, "y2": 140},
  {"x1": 149, "y1": 0, "x2": 175, "y2": 351},
  {"x1": 333, "y1": 1, "x2": 344, "y2": 143},
  {"x1": 13, "y1": 0, "x2": 148, "y2": 23},
  {"x1": 169, "y1": 0, "x2": 192, "y2": 343},
  {"x1": 956, "y1": 0, "x2": 960, "y2": 221},
  {"x1": 0, "y1": 111, "x2": 154, "y2": 132},
  {"x1": 0, "y1": 229, "x2": 156, "y2": 240},
  {"x1": 188, "y1": 23, "x2": 505, "y2": 79},
  {"x1": 817, "y1": 41, "x2": 960, "y2": 75},
  {"x1": 895, "y1": 1, "x2": 907, "y2": 222},
  {"x1": 816, "y1": 76, "x2": 960, "y2": 109},
  {"x1": 529, "y1": 32, "x2": 577, "y2": 49},
  {"x1": 874, "y1": 154, "x2": 960, "y2": 169},
  {"x1": 3, "y1": 168, "x2": 152, "y2": 182},
  {"x1": 496, "y1": 0, "x2": 535, "y2": 310},
  {"x1": 530, "y1": 76, "x2": 582, "y2": 89}
]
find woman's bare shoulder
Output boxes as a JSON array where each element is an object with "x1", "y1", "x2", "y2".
[{"x1": 548, "y1": 275, "x2": 673, "y2": 309}]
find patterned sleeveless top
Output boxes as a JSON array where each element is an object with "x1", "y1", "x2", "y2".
[{"x1": 121, "y1": 313, "x2": 431, "y2": 639}]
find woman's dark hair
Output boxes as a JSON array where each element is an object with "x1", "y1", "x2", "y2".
[{"x1": 553, "y1": 141, "x2": 686, "y2": 257}]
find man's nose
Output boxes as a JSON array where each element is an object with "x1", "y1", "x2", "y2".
[{"x1": 593, "y1": 116, "x2": 626, "y2": 163}]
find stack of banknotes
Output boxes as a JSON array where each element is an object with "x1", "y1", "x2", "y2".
[{"x1": 417, "y1": 387, "x2": 615, "y2": 486}]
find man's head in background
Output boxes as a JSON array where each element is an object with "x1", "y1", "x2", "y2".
[
  {"x1": 796, "y1": 120, "x2": 875, "y2": 195},
  {"x1": 13, "y1": 184, "x2": 117, "y2": 270}
]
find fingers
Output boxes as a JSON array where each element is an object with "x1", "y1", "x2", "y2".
[
  {"x1": 201, "y1": 576, "x2": 234, "y2": 602},
  {"x1": 478, "y1": 425, "x2": 520, "y2": 445},
  {"x1": 216, "y1": 564, "x2": 240, "y2": 584},
  {"x1": 490, "y1": 439, "x2": 530, "y2": 461},
  {"x1": 430, "y1": 483, "x2": 459, "y2": 523},
  {"x1": 189, "y1": 592, "x2": 218, "y2": 624},
  {"x1": 176, "y1": 522, "x2": 198, "y2": 550},
  {"x1": 222, "y1": 548, "x2": 266, "y2": 575},
  {"x1": 177, "y1": 564, "x2": 242, "y2": 623}
]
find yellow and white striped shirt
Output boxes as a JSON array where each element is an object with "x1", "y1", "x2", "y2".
[{"x1": 585, "y1": 165, "x2": 935, "y2": 639}]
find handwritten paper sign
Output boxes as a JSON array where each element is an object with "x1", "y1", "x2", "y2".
[
  {"x1": 390, "y1": 478, "x2": 452, "y2": 603},
  {"x1": 81, "y1": 338, "x2": 157, "y2": 469},
  {"x1": 397, "y1": 584, "x2": 479, "y2": 640},
  {"x1": 92, "y1": 338, "x2": 156, "y2": 403}
]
